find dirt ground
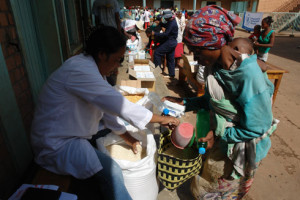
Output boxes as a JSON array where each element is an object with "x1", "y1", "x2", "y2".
[{"x1": 136, "y1": 30, "x2": 300, "y2": 200}]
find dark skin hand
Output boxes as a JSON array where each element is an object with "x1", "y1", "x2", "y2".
[
  {"x1": 198, "y1": 130, "x2": 215, "y2": 150},
  {"x1": 119, "y1": 131, "x2": 140, "y2": 154},
  {"x1": 120, "y1": 114, "x2": 180, "y2": 154}
]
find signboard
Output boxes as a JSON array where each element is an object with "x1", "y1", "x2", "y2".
[{"x1": 242, "y1": 11, "x2": 263, "y2": 31}]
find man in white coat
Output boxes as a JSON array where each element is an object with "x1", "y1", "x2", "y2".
[{"x1": 31, "y1": 26, "x2": 179, "y2": 200}]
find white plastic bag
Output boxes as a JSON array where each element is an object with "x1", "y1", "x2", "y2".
[
  {"x1": 116, "y1": 85, "x2": 150, "y2": 107},
  {"x1": 96, "y1": 130, "x2": 158, "y2": 200}
]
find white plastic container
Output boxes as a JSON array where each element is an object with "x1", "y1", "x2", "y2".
[
  {"x1": 138, "y1": 51, "x2": 146, "y2": 59},
  {"x1": 128, "y1": 52, "x2": 137, "y2": 63}
]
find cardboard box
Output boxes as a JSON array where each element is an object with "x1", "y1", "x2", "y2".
[
  {"x1": 127, "y1": 59, "x2": 156, "y2": 91},
  {"x1": 120, "y1": 80, "x2": 141, "y2": 88},
  {"x1": 128, "y1": 68, "x2": 156, "y2": 91}
]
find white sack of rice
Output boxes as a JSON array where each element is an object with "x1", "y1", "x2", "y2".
[{"x1": 106, "y1": 143, "x2": 146, "y2": 162}]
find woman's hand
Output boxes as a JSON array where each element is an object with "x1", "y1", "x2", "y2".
[
  {"x1": 220, "y1": 45, "x2": 240, "y2": 70},
  {"x1": 160, "y1": 116, "x2": 180, "y2": 130},
  {"x1": 198, "y1": 130, "x2": 215, "y2": 150},
  {"x1": 119, "y1": 131, "x2": 140, "y2": 154},
  {"x1": 161, "y1": 96, "x2": 184, "y2": 105}
]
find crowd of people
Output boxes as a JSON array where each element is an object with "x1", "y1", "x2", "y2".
[{"x1": 29, "y1": 0, "x2": 277, "y2": 199}]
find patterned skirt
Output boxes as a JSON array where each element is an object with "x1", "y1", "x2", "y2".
[{"x1": 190, "y1": 140, "x2": 258, "y2": 200}]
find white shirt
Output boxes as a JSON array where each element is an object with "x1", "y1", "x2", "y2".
[
  {"x1": 175, "y1": 16, "x2": 186, "y2": 43},
  {"x1": 127, "y1": 38, "x2": 139, "y2": 51},
  {"x1": 92, "y1": 0, "x2": 120, "y2": 28},
  {"x1": 31, "y1": 54, "x2": 153, "y2": 179},
  {"x1": 144, "y1": 10, "x2": 150, "y2": 22}
]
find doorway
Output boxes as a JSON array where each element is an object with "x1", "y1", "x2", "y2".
[{"x1": 161, "y1": 0, "x2": 173, "y2": 9}]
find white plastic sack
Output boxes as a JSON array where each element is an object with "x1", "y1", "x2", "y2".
[
  {"x1": 116, "y1": 86, "x2": 154, "y2": 132},
  {"x1": 96, "y1": 130, "x2": 158, "y2": 200},
  {"x1": 116, "y1": 85, "x2": 150, "y2": 107},
  {"x1": 196, "y1": 65, "x2": 206, "y2": 84}
]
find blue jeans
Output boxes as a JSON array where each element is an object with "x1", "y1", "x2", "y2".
[{"x1": 92, "y1": 148, "x2": 132, "y2": 200}]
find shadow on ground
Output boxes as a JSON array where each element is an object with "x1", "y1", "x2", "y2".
[{"x1": 270, "y1": 36, "x2": 300, "y2": 63}]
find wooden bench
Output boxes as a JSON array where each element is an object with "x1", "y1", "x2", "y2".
[
  {"x1": 32, "y1": 166, "x2": 72, "y2": 192},
  {"x1": 179, "y1": 55, "x2": 289, "y2": 104}
]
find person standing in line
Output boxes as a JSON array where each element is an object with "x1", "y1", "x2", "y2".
[
  {"x1": 92, "y1": 0, "x2": 122, "y2": 86},
  {"x1": 152, "y1": 10, "x2": 178, "y2": 78},
  {"x1": 254, "y1": 16, "x2": 275, "y2": 62},
  {"x1": 92, "y1": 0, "x2": 121, "y2": 32},
  {"x1": 174, "y1": 11, "x2": 186, "y2": 70},
  {"x1": 144, "y1": 8, "x2": 151, "y2": 29}
]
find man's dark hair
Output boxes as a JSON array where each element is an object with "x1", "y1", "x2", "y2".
[
  {"x1": 145, "y1": 28, "x2": 152, "y2": 34},
  {"x1": 85, "y1": 25, "x2": 127, "y2": 61}
]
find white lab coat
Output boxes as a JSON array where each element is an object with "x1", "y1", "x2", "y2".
[{"x1": 31, "y1": 54, "x2": 153, "y2": 179}]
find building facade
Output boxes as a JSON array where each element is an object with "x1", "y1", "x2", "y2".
[
  {"x1": 122, "y1": 0, "x2": 299, "y2": 13},
  {"x1": 0, "y1": 0, "x2": 299, "y2": 199}
]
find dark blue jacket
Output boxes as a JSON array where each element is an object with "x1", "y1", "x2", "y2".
[{"x1": 154, "y1": 19, "x2": 178, "y2": 42}]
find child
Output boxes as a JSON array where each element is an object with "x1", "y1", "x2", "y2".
[
  {"x1": 145, "y1": 28, "x2": 154, "y2": 58},
  {"x1": 249, "y1": 25, "x2": 261, "y2": 54},
  {"x1": 126, "y1": 32, "x2": 140, "y2": 52},
  {"x1": 249, "y1": 25, "x2": 261, "y2": 42}
]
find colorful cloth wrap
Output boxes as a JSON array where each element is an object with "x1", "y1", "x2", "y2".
[{"x1": 183, "y1": 5, "x2": 241, "y2": 49}]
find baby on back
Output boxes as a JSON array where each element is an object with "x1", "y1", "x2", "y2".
[
  {"x1": 227, "y1": 37, "x2": 268, "y2": 72},
  {"x1": 214, "y1": 37, "x2": 274, "y2": 135}
]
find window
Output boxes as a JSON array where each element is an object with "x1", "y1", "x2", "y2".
[{"x1": 63, "y1": 0, "x2": 81, "y2": 54}]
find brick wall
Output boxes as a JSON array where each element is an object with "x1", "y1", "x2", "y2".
[
  {"x1": 0, "y1": 0, "x2": 34, "y2": 134},
  {"x1": 257, "y1": 0, "x2": 291, "y2": 12},
  {"x1": 124, "y1": 0, "x2": 143, "y2": 7},
  {"x1": 0, "y1": 0, "x2": 35, "y2": 198}
]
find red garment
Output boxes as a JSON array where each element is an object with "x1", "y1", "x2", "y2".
[
  {"x1": 174, "y1": 43, "x2": 184, "y2": 58},
  {"x1": 149, "y1": 40, "x2": 154, "y2": 57},
  {"x1": 183, "y1": 5, "x2": 241, "y2": 49},
  {"x1": 145, "y1": 22, "x2": 150, "y2": 29},
  {"x1": 249, "y1": 33, "x2": 260, "y2": 40}
]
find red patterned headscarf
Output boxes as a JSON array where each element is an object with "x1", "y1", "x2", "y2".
[{"x1": 183, "y1": 5, "x2": 241, "y2": 50}]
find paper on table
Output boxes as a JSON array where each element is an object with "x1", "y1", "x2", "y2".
[
  {"x1": 136, "y1": 72, "x2": 155, "y2": 79},
  {"x1": 134, "y1": 65, "x2": 150, "y2": 71}
]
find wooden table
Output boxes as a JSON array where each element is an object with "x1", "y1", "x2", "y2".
[{"x1": 266, "y1": 62, "x2": 289, "y2": 104}]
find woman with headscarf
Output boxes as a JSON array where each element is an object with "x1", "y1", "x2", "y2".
[{"x1": 162, "y1": 6, "x2": 277, "y2": 199}]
